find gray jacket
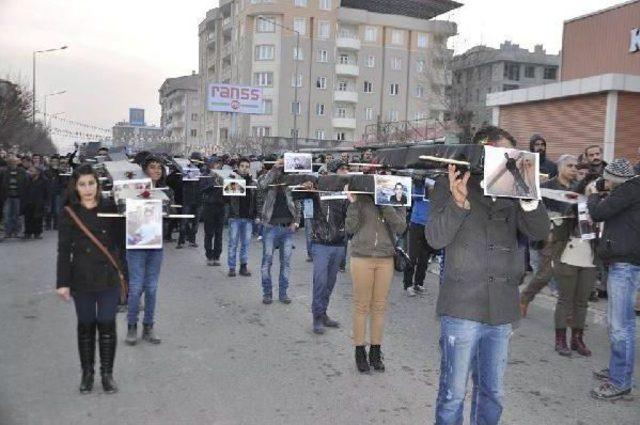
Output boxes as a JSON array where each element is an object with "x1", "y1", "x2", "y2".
[
  {"x1": 426, "y1": 176, "x2": 550, "y2": 325},
  {"x1": 256, "y1": 167, "x2": 300, "y2": 225},
  {"x1": 345, "y1": 195, "x2": 406, "y2": 257}
]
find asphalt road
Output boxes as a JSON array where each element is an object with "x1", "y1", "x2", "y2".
[{"x1": 0, "y1": 228, "x2": 638, "y2": 425}]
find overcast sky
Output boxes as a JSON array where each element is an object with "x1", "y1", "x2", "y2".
[{"x1": 0, "y1": 0, "x2": 623, "y2": 133}]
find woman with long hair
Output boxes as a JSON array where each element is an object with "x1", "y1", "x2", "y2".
[{"x1": 56, "y1": 164, "x2": 124, "y2": 394}]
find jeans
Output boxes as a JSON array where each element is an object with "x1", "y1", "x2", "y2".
[
  {"x1": 304, "y1": 218, "x2": 314, "y2": 258},
  {"x1": 228, "y1": 218, "x2": 253, "y2": 269},
  {"x1": 261, "y1": 224, "x2": 294, "y2": 298},
  {"x1": 126, "y1": 249, "x2": 163, "y2": 326},
  {"x1": 311, "y1": 244, "x2": 345, "y2": 317},
  {"x1": 179, "y1": 203, "x2": 201, "y2": 244},
  {"x1": 607, "y1": 262, "x2": 640, "y2": 390},
  {"x1": 2, "y1": 197, "x2": 20, "y2": 236},
  {"x1": 436, "y1": 316, "x2": 512, "y2": 425},
  {"x1": 72, "y1": 286, "x2": 120, "y2": 324},
  {"x1": 203, "y1": 205, "x2": 224, "y2": 260},
  {"x1": 45, "y1": 194, "x2": 62, "y2": 229}
]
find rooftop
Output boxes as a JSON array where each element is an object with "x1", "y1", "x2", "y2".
[
  {"x1": 159, "y1": 74, "x2": 200, "y2": 97},
  {"x1": 340, "y1": 0, "x2": 462, "y2": 20},
  {"x1": 452, "y1": 41, "x2": 560, "y2": 69}
]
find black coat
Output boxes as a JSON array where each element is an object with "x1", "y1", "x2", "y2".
[
  {"x1": 22, "y1": 175, "x2": 50, "y2": 215},
  {"x1": 56, "y1": 199, "x2": 125, "y2": 292}
]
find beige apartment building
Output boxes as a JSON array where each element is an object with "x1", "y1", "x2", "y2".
[
  {"x1": 159, "y1": 72, "x2": 201, "y2": 146},
  {"x1": 197, "y1": 0, "x2": 460, "y2": 146}
]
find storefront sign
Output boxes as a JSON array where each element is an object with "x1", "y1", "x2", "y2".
[
  {"x1": 630, "y1": 28, "x2": 640, "y2": 53},
  {"x1": 207, "y1": 83, "x2": 264, "y2": 114}
]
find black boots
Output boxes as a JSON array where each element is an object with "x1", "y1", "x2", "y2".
[
  {"x1": 555, "y1": 328, "x2": 572, "y2": 357},
  {"x1": 77, "y1": 322, "x2": 96, "y2": 394},
  {"x1": 142, "y1": 324, "x2": 162, "y2": 344},
  {"x1": 125, "y1": 324, "x2": 137, "y2": 346},
  {"x1": 369, "y1": 345, "x2": 385, "y2": 372},
  {"x1": 355, "y1": 346, "x2": 370, "y2": 373},
  {"x1": 97, "y1": 321, "x2": 118, "y2": 394},
  {"x1": 239, "y1": 264, "x2": 251, "y2": 277}
]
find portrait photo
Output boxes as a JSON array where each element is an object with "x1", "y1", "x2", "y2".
[
  {"x1": 125, "y1": 199, "x2": 163, "y2": 250},
  {"x1": 284, "y1": 153, "x2": 313, "y2": 173},
  {"x1": 112, "y1": 178, "x2": 152, "y2": 203},
  {"x1": 374, "y1": 175, "x2": 412, "y2": 207},
  {"x1": 483, "y1": 146, "x2": 540, "y2": 200},
  {"x1": 223, "y1": 178, "x2": 247, "y2": 197}
]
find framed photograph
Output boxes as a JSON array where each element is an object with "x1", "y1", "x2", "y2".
[
  {"x1": 182, "y1": 163, "x2": 201, "y2": 181},
  {"x1": 112, "y1": 178, "x2": 152, "y2": 203},
  {"x1": 125, "y1": 199, "x2": 163, "y2": 250},
  {"x1": 284, "y1": 152, "x2": 313, "y2": 173},
  {"x1": 374, "y1": 175, "x2": 412, "y2": 207},
  {"x1": 483, "y1": 146, "x2": 540, "y2": 200},
  {"x1": 223, "y1": 178, "x2": 247, "y2": 197}
]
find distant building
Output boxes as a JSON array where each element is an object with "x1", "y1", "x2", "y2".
[
  {"x1": 159, "y1": 72, "x2": 201, "y2": 146},
  {"x1": 112, "y1": 121, "x2": 163, "y2": 145},
  {"x1": 451, "y1": 41, "x2": 560, "y2": 126}
]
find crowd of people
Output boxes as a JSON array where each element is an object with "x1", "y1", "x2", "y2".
[{"x1": 1, "y1": 126, "x2": 639, "y2": 423}]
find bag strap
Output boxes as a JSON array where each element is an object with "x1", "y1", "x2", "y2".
[{"x1": 64, "y1": 206, "x2": 127, "y2": 293}]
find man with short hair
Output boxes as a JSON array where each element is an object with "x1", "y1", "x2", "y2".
[
  {"x1": 227, "y1": 158, "x2": 258, "y2": 277},
  {"x1": 200, "y1": 157, "x2": 225, "y2": 265},
  {"x1": 584, "y1": 145, "x2": 607, "y2": 176},
  {"x1": 0, "y1": 156, "x2": 28, "y2": 238}
]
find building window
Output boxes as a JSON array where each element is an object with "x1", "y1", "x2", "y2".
[
  {"x1": 391, "y1": 56, "x2": 402, "y2": 70},
  {"x1": 190, "y1": 129, "x2": 197, "y2": 137},
  {"x1": 389, "y1": 83, "x2": 399, "y2": 96},
  {"x1": 503, "y1": 63, "x2": 520, "y2": 81},
  {"x1": 417, "y1": 33, "x2": 428, "y2": 48},
  {"x1": 290, "y1": 129, "x2": 300, "y2": 138},
  {"x1": 316, "y1": 129, "x2": 326, "y2": 140},
  {"x1": 336, "y1": 132, "x2": 346, "y2": 141},
  {"x1": 294, "y1": 0, "x2": 307, "y2": 6},
  {"x1": 430, "y1": 110, "x2": 440, "y2": 120},
  {"x1": 191, "y1": 113, "x2": 198, "y2": 121},
  {"x1": 262, "y1": 99, "x2": 273, "y2": 115},
  {"x1": 339, "y1": 54, "x2": 349, "y2": 64},
  {"x1": 388, "y1": 109, "x2": 399, "y2": 121},
  {"x1": 291, "y1": 73, "x2": 303, "y2": 87},
  {"x1": 363, "y1": 81, "x2": 373, "y2": 93},
  {"x1": 316, "y1": 103, "x2": 325, "y2": 116},
  {"x1": 318, "y1": 21, "x2": 330, "y2": 39},
  {"x1": 544, "y1": 66, "x2": 557, "y2": 80},
  {"x1": 415, "y1": 85, "x2": 424, "y2": 98},
  {"x1": 366, "y1": 55, "x2": 375, "y2": 68},
  {"x1": 337, "y1": 107, "x2": 347, "y2": 118},
  {"x1": 364, "y1": 107, "x2": 374, "y2": 121},
  {"x1": 316, "y1": 76, "x2": 327, "y2": 89},
  {"x1": 416, "y1": 59, "x2": 425, "y2": 73},
  {"x1": 293, "y1": 47, "x2": 304, "y2": 61},
  {"x1": 317, "y1": 49, "x2": 329, "y2": 63},
  {"x1": 319, "y1": 0, "x2": 331, "y2": 10},
  {"x1": 338, "y1": 80, "x2": 348, "y2": 91},
  {"x1": 502, "y1": 84, "x2": 519, "y2": 91},
  {"x1": 364, "y1": 26, "x2": 377, "y2": 42},
  {"x1": 252, "y1": 126, "x2": 270, "y2": 137},
  {"x1": 414, "y1": 112, "x2": 428, "y2": 120},
  {"x1": 257, "y1": 16, "x2": 276, "y2": 32},
  {"x1": 525, "y1": 66, "x2": 535, "y2": 78},
  {"x1": 391, "y1": 29, "x2": 404, "y2": 45},
  {"x1": 291, "y1": 102, "x2": 301, "y2": 115},
  {"x1": 293, "y1": 18, "x2": 306, "y2": 35},
  {"x1": 255, "y1": 45, "x2": 275, "y2": 61},
  {"x1": 254, "y1": 72, "x2": 273, "y2": 87}
]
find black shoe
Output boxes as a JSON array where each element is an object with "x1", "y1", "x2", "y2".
[
  {"x1": 355, "y1": 346, "x2": 370, "y2": 373},
  {"x1": 142, "y1": 324, "x2": 162, "y2": 345},
  {"x1": 279, "y1": 296, "x2": 292, "y2": 304},
  {"x1": 34, "y1": 234, "x2": 42, "y2": 240},
  {"x1": 369, "y1": 345, "x2": 385, "y2": 372},
  {"x1": 239, "y1": 264, "x2": 251, "y2": 277},
  {"x1": 97, "y1": 321, "x2": 118, "y2": 394},
  {"x1": 176, "y1": 243, "x2": 184, "y2": 249},
  {"x1": 189, "y1": 241, "x2": 198, "y2": 248},
  {"x1": 322, "y1": 314, "x2": 340, "y2": 328},
  {"x1": 313, "y1": 316, "x2": 325, "y2": 334},
  {"x1": 228, "y1": 269, "x2": 236, "y2": 277},
  {"x1": 125, "y1": 324, "x2": 137, "y2": 346},
  {"x1": 207, "y1": 259, "x2": 220, "y2": 266},
  {"x1": 77, "y1": 322, "x2": 96, "y2": 394},
  {"x1": 262, "y1": 295, "x2": 273, "y2": 305}
]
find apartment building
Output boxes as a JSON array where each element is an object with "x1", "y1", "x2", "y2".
[
  {"x1": 451, "y1": 41, "x2": 560, "y2": 126},
  {"x1": 159, "y1": 72, "x2": 201, "y2": 145},
  {"x1": 197, "y1": 0, "x2": 460, "y2": 145}
]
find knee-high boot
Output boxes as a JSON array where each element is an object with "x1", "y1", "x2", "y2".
[
  {"x1": 77, "y1": 322, "x2": 96, "y2": 394},
  {"x1": 97, "y1": 321, "x2": 118, "y2": 394}
]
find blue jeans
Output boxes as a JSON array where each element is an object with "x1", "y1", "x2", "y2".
[
  {"x1": 3, "y1": 197, "x2": 20, "y2": 236},
  {"x1": 261, "y1": 224, "x2": 294, "y2": 298},
  {"x1": 311, "y1": 244, "x2": 345, "y2": 317},
  {"x1": 228, "y1": 218, "x2": 253, "y2": 269},
  {"x1": 607, "y1": 262, "x2": 640, "y2": 390},
  {"x1": 304, "y1": 218, "x2": 314, "y2": 257},
  {"x1": 436, "y1": 316, "x2": 512, "y2": 425},
  {"x1": 126, "y1": 249, "x2": 164, "y2": 326}
]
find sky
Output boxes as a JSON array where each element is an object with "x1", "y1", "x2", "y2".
[{"x1": 0, "y1": 0, "x2": 625, "y2": 137}]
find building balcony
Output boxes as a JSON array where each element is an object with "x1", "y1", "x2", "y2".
[
  {"x1": 334, "y1": 90, "x2": 358, "y2": 103},
  {"x1": 335, "y1": 63, "x2": 359, "y2": 77},
  {"x1": 336, "y1": 37, "x2": 361, "y2": 51},
  {"x1": 332, "y1": 117, "x2": 357, "y2": 129},
  {"x1": 206, "y1": 32, "x2": 216, "y2": 46}
]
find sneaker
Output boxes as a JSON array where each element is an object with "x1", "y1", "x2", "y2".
[
  {"x1": 279, "y1": 296, "x2": 292, "y2": 304},
  {"x1": 262, "y1": 295, "x2": 273, "y2": 305},
  {"x1": 414, "y1": 285, "x2": 425, "y2": 293},
  {"x1": 306, "y1": 256, "x2": 313, "y2": 262},
  {"x1": 228, "y1": 269, "x2": 236, "y2": 277},
  {"x1": 593, "y1": 368, "x2": 610, "y2": 382},
  {"x1": 257, "y1": 235, "x2": 263, "y2": 241},
  {"x1": 207, "y1": 259, "x2": 216, "y2": 266},
  {"x1": 176, "y1": 243, "x2": 184, "y2": 249},
  {"x1": 590, "y1": 381, "x2": 631, "y2": 400},
  {"x1": 405, "y1": 287, "x2": 416, "y2": 297},
  {"x1": 339, "y1": 265, "x2": 346, "y2": 273},
  {"x1": 189, "y1": 242, "x2": 198, "y2": 248}
]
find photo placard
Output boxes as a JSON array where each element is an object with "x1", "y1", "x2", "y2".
[
  {"x1": 112, "y1": 178, "x2": 152, "y2": 202},
  {"x1": 483, "y1": 146, "x2": 540, "y2": 200},
  {"x1": 126, "y1": 199, "x2": 163, "y2": 250},
  {"x1": 374, "y1": 175, "x2": 412, "y2": 207},
  {"x1": 284, "y1": 153, "x2": 313, "y2": 173},
  {"x1": 223, "y1": 178, "x2": 247, "y2": 197}
]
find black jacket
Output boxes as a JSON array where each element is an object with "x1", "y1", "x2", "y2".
[
  {"x1": 200, "y1": 171, "x2": 225, "y2": 207},
  {"x1": 22, "y1": 175, "x2": 50, "y2": 214},
  {"x1": 56, "y1": 199, "x2": 125, "y2": 292},
  {"x1": 227, "y1": 174, "x2": 258, "y2": 219},
  {"x1": 307, "y1": 193, "x2": 349, "y2": 246},
  {"x1": 588, "y1": 177, "x2": 640, "y2": 266},
  {"x1": 0, "y1": 166, "x2": 28, "y2": 201}
]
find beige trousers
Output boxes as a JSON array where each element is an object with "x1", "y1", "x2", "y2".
[{"x1": 350, "y1": 256, "x2": 394, "y2": 346}]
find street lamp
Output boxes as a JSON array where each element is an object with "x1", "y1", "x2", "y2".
[
  {"x1": 32, "y1": 45, "x2": 68, "y2": 123},
  {"x1": 258, "y1": 17, "x2": 300, "y2": 151},
  {"x1": 44, "y1": 90, "x2": 67, "y2": 120}
]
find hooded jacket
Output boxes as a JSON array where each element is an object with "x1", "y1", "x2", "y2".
[
  {"x1": 256, "y1": 166, "x2": 300, "y2": 225},
  {"x1": 529, "y1": 137, "x2": 558, "y2": 178}
]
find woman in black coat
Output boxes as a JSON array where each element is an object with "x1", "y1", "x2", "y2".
[
  {"x1": 22, "y1": 166, "x2": 49, "y2": 239},
  {"x1": 56, "y1": 164, "x2": 124, "y2": 394}
]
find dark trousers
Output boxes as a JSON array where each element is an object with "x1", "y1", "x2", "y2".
[
  {"x1": 403, "y1": 222, "x2": 437, "y2": 289},
  {"x1": 178, "y1": 203, "x2": 201, "y2": 244},
  {"x1": 23, "y1": 204, "x2": 43, "y2": 236},
  {"x1": 203, "y1": 205, "x2": 224, "y2": 260},
  {"x1": 72, "y1": 287, "x2": 120, "y2": 325}
]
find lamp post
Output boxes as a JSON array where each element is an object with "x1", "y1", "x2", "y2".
[
  {"x1": 43, "y1": 90, "x2": 67, "y2": 121},
  {"x1": 32, "y1": 45, "x2": 68, "y2": 123},
  {"x1": 258, "y1": 17, "x2": 300, "y2": 151}
]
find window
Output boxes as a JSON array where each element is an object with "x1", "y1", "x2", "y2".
[
  {"x1": 363, "y1": 81, "x2": 373, "y2": 93},
  {"x1": 336, "y1": 132, "x2": 346, "y2": 141},
  {"x1": 262, "y1": 99, "x2": 273, "y2": 115},
  {"x1": 544, "y1": 66, "x2": 557, "y2": 80},
  {"x1": 316, "y1": 103, "x2": 325, "y2": 116},
  {"x1": 502, "y1": 84, "x2": 519, "y2": 91},
  {"x1": 415, "y1": 85, "x2": 424, "y2": 98},
  {"x1": 364, "y1": 107, "x2": 374, "y2": 121},
  {"x1": 318, "y1": 21, "x2": 330, "y2": 39},
  {"x1": 293, "y1": 18, "x2": 306, "y2": 35},
  {"x1": 391, "y1": 57, "x2": 402, "y2": 70},
  {"x1": 291, "y1": 102, "x2": 301, "y2": 115},
  {"x1": 337, "y1": 107, "x2": 347, "y2": 118},
  {"x1": 254, "y1": 72, "x2": 273, "y2": 86},
  {"x1": 364, "y1": 26, "x2": 377, "y2": 42},
  {"x1": 290, "y1": 129, "x2": 300, "y2": 138},
  {"x1": 316, "y1": 129, "x2": 326, "y2": 140},
  {"x1": 503, "y1": 63, "x2": 520, "y2": 81},
  {"x1": 391, "y1": 30, "x2": 404, "y2": 45},
  {"x1": 388, "y1": 109, "x2": 399, "y2": 121},
  {"x1": 339, "y1": 54, "x2": 349, "y2": 64},
  {"x1": 366, "y1": 55, "x2": 375, "y2": 68},
  {"x1": 417, "y1": 33, "x2": 428, "y2": 48},
  {"x1": 316, "y1": 77, "x2": 327, "y2": 89},
  {"x1": 338, "y1": 80, "x2": 348, "y2": 91},
  {"x1": 190, "y1": 129, "x2": 197, "y2": 137},
  {"x1": 191, "y1": 113, "x2": 198, "y2": 121},
  {"x1": 525, "y1": 66, "x2": 535, "y2": 78},
  {"x1": 430, "y1": 110, "x2": 440, "y2": 120},
  {"x1": 291, "y1": 73, "x2": 303, "y2": 87},
  {"x1": 255, "y1": 45, "x2": 275, "y2": 61},
  {"x1": 389, "y1": 83, "x2": 399, "y2": 96},
  {"x1": 294, "y1": 0, "x2": 307, "y2": 6},
  {"x1": 317, "y1": 49, "x2": 329, "y2": 63},
  {"x1": 293, "y1": 47, "x2": 304, "y2": 61},
  {"x1": 414, "y1": 112, "x2": 428, "y2": 120},
  {"x1": 416, "y1": 59, "x2": 425, "y2": 73},
  {"x1": 252, "y1": 126, "x2": 270, "y2": 137},
  {"x1": 257, "y1": 16, "x2": 276, "y2": 32},
  {"x1": 319, "y1": 0, "x2": 331, "y2": 10}
]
